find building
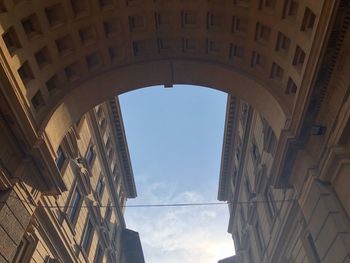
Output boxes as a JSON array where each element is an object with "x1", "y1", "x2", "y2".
[
  {"x1": 0, "y1": 0, "x2": 349, "y2": 262},
  {"x1": 218, "y1": 256, "x2": 239, "y2": 263},
  {"x1": 218, "y1": 95, "x2": 350, "y2": 262},
  {"x1": 1, "y1": 97, "x2": 144, "y2": 262}
]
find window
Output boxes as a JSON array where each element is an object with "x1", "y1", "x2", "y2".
[
  {"x1": 230, "y1": 44, "x2": 244, "y2": 59},
  {"x1": 276, "y1": 32, "x2": 291, "y2": 53},
  {"x1": 82, "y1": 218, "x2": 94, "y2": 253},
  {"x1": 282, "y1": 0, "x2": 298, "y2": 20},
  {"x1": 245, "y1": 179, "x2": 251, "y2": 195},
  {"x1": 235, "y1": 146, "x2": 241, "y2": 161},
  {"x1": 86, "y1": 145, "x2": 95, "y2": 166},
  {"x1": 270, "y1": 62, "x2": 284, "y2": 80},
  {"x1": 262, "y1": 120, "x2": 277, "y2": 155},
  {"x1": 96, "y1": 176, "x2": 105, "y2": 200},
  {"x1": 265, "y1": 187, "x2": 276, "y2": 218},
  {"x1": 240, "y1": 206, "x2": 245, "y2": 223},
  {"x1": 232, "y1": 169, "x2": 237, "y2": 186},
  {"x1": 94, "y1": 244, "x2": 104, "y2": 263},
  {"x1": 105, "y1": 204, "x2": 112, "y2": 223},
  {"x1": 293, "y1": 46, "x2": 306, "y2": 71},
  {"x1": 112, "y1": 226, "x2": 118, "y2": 244},
  {"x1": 301, "y1": 8, "x2": 316, "y2": 33},
  {"x1": 120, "y1": 190, "x2": 126, "y2": 207},
  {"x1": 105, "y1": 137, "x2": 111, "y2": 149},
  {"x1": 263, "y1": 0, "x2": 276, "y2": 8},
  {"x1": 252, "y1": 143, "x2": 259, "y2": 160},
  {"x1": 232, "y1": 16, "x2": 248, "y2": 34},
  {"x1": 286, "y1": 77, "x2": 297, "y2": 94},
  {"x1": 67, "y1": 187, "x2": 82, "y2": 224},
  {"x1": 255, "y1": 23, "x2": 271, "y2": 42},
  {"x1": 306, "y1": 234, "x2": 321, "y2": 263},
  {"x1": 255, "y1": 221, "x2": 264, "y2": 251},
  {"x1": 99, "y1": 118, "x2": 106, "y2": 131},
  {"x1": 96, "y1": 105, "x2": 103, "y2": 118},
  {"x1": 108, "y1": 148, "x2": 114, "y2": 160},
  {"x1": 56, "y1": 146, "x2": 66, "y2": 171},
  {"x1": 251, "y1": 51, "x2": 266, "y2": 69}
]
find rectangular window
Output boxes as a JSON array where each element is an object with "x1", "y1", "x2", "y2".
[
  {"x1": 94, "y1": 244, "x2": 104, "y2": 263},
  {"x1": 307, "y1": 234, "x2": 321, "y2": 263},
  {"x1": 96, "y1": 176, "x2": 105, "y2": 200},
  {"x1": 255, "y1": 221, "x2": 264, "y2": 251},
  {"x1": 301, "y1": 8, "x2": 316, "y2": 32},
  {"x1": 86, "y1": 145, "x2": 95, "y2": 166},
  {"x1": 293, "y1": 45, "x2": 306, "y2": 71},
  {"x1": 265, "y1": 187, "x2": 276, "y2": 218},
  {"x1": 245, "y1": 179, "x2": 252, "y2": 196},
  {"x1": 252, "y1": 143, "x2": 260, "y2": 160},
  {"x1": 270, "y1": 62, "x2": 284, "y2": 80},
  {"x1": 105, "y1": 204, "x2": 112, "y2": 223},
  {"x1": 56, "y1": 146, "x2": 66, "y2": 171},
  {"x1": 251, "y1": 51, "x2": 266, "y2": 68},
  {"x1": 67, "y1": 187, "x2": 82, "y2": 224},
  {"x1": 276, "y1": 32, "x2": 291, "y2": 53},
  {"x1": 82, "y1": 218, "x2": 94, "y2": 253},
  {"x1": 282, "y1": 0, "x2": 298, "y2": 20},
  {"x1": 255, "y1": 22, "x2": 271, "y2": 42},
  {"x1": 286, "y1": 77, "x2": 297, "y2": 94}
]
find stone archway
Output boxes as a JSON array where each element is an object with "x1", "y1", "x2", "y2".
[
  {"x1": 0, "y1": 0, "x2": 338, "y2": 193},
  {"x1": 44, "y1": 59, "x2": 288, "y2": 151},
  {"x1": 0, "y1": 0, "x2": 335, "y2": 142}
]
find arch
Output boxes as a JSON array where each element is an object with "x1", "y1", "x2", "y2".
[
  {"x1": 44, "y1": 59, "x2": 287, "y2": 151},
  {"x1": 0, "y1": 0, "x2": 334, "y2": 156}
]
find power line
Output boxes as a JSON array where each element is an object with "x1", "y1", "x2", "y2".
[{"x1": 7, "y1": 195, "x2": 296, "y2": 209}]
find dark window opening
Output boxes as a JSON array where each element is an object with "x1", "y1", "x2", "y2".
[
  {"x1": 67, "y1": 187, "x2": 82, "y2": 224},
  {"x1": 86, "y1": 145, "x2": 95, "y2": 166},
  {"x1": 56, "y1": 146, "x2": 66, "y2": 171},
  {"x1": 82, "y1": 218, "x2": 94, "y2": 253}
]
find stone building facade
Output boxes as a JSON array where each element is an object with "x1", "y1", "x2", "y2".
[
  {"x1": 0, "y1": 97, "x2": 144, "y2": 262},
  {"x1": 218, "y1": 96, "x2": 350, "y2": 263}
]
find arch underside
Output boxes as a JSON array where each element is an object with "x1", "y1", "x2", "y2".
[
  {"x1": 45, "y1": 59, "x2": 287, "y2": 150},
  {"x1": 0, "y1": 0, "x2": 332, "y2": 151}
]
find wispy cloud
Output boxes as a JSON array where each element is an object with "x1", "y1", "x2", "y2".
[{"x1": 125, "y1": 175, "x2": 235, "y2": 263}]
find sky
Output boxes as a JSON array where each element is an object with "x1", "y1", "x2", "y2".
[{"x1": 119, "y1": 85, "x2": 234, "y2": 263}]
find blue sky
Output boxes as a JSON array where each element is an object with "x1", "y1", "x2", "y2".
[{"x1": 119, "y1": 85, "x2": 234, "y2": 262}]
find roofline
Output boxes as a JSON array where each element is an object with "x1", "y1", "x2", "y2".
[
  {"x1": 108, "y1": 97, "x2": 137, "y2": 198},
  {"x1": 217, "y1": 96, "x2": 238, "y2": 201}
]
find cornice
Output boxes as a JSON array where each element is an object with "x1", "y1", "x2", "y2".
[
  {"x1": 218, "y1": 96, "x2": 238, "y2": 201},
  {"x1": 108, "y1": 97, "x2": 137, "y2": 198}
]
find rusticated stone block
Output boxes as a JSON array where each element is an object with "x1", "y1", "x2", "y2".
[
  {"x1": 5, "y1": 191, "x2": 31, "y2": 228},
  {"x1": 0, "y1": 204, "x2": 24, "y2": 244},
  {"x1": 0, "y1": 189, "x2": 32, "y2": 262},
  {"x1": 0, "y1": 226, "x2": 17, "y2": 262}
]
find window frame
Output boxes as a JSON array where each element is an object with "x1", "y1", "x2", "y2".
[
  {"x1": 56, "y1": 146, "x2": 67, "y2": 171},
  {"x1": 86, "y1": 143, "x2": 96, "y2": 166},
  {"x1": 96, "y1": 174, "x2": 105, "y2": 201},
  {"x1": 66, "y1": 184, "x2": 83, "y2": 226},
  {"x1": 81, "y1": 216, "x2": 94, "y2": 255}
]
